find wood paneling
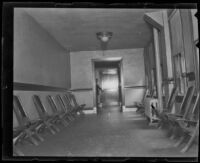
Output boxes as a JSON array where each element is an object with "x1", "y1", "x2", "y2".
[
  {"x1": 14, "y1": 82, "x2": 68, "y2": 92},
  {"x1": 70, "y1": 88, "x2": 93, "y2": 92},
  {"x1": 124, "y1": 85, "x2": 146, "y2": 89}
]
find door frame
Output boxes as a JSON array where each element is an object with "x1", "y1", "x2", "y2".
[{"x1": 91, "y1": 57, "x2": 124, "y2": 113}]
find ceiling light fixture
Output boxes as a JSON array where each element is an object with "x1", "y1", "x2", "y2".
[
  {"x1": 96, "y1": 32, "x2": 113, "y2": 56},
  {"x1": 96, "y1": 32, "x2": 113, "y2": 43}
]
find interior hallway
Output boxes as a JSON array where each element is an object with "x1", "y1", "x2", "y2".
[
  {"x1": 2, "y1": 6, "x2": 198, "y2": 159},
  {"x1": 16, "y1": 110, "x2": 198, "y2": 157}
]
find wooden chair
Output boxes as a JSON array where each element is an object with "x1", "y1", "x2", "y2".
[
  {"x1": 67, "y1": 93, "x2": 85, "y2": 115},
  {"x1": 13, "y1": 124, "x2": 26, "y2": 156},
  {"x1": 32, "y1": 95, "x2": 60, "y2": 135},
  {"x1": 46, "y1": 95, "x2": 69, "y2": 127},
  {"x1": 13, "y1": 96, "x2": 44, "y2": 146},
  {"x1": 180, "y1": 120, "x2": 199, "y2": 153},
  {"x1": 62, "y1": 94, "x2": 79, "y2": 118},
  {"x1": 153, "y1": 86, "x2": 179, "y2": 129},
  {"x1": 166, "y1": 86, "x2": 195, "y2": 138},
  {"x1": 173, "y1": 92, "x2": 199, "y2": 153},
  {"x1": 136, "y1": 89, "x2": 155, "y2": 115},
  {"x1": 55, "y1": 95, "x2": 75, "y2": 122}
]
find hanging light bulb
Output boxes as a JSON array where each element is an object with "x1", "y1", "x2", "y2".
[
  {"x1": 96, "y1": 32, "x2": 113, "y2": 56},
  {"x1": 96, "y1": 32, "x2": 113, "y2": 43}
]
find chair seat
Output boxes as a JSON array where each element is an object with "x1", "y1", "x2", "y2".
[
  {"x1": 167, "y1": 114, "x2": 183, "y2": 121},
  {"x1": 177, "y1": 121, "x2": 197, "y2": 135}
]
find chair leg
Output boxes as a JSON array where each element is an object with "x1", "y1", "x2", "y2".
[
  {"x1": 48, "y1": 126, "x2": 57, "y2": 135},
  {"x1": 48, "y1": 119, "x2": 60, "y2": 132},
  {"x1": 25, "y1": 129, "x2": 39, "y2": 146},
  {"x1": 170, "y1": 125, "x2": 180, "y2": 140},
  {"x1": 34, "y1": 132, "x2": 44, "y2": 142},
  {"x1": 60, "y1": 119, "x2": 69, "y2": 127},
  {"x1": 68, "y1": 114, "x2": 75, "y2": 121},
  {"x1": 51, "y1": 123, "x2": 60, "y2": 132},
  {"x1": 13, "y1": 132, "x2": 25, "y2": 145},
  {"x1": 166, "y1": 124, "x2": 173, "y2": 136},
  {"x1": 157, "y1": 120, "x2": 163, "y2": 129},
  {"x1": 181, "y1": 133, "x2": 197, "y2": 153},
  {"x1": 157, "y1": 121, "x2": 161, "y2": 128},
  {"x1": 169, "y1": 132, "x2": 176, "y2": 140},
  {"x1": 174, "y1": 136, "x2": 185, "y2": 147},
  {"x1": 44, "y1": 121, "x2": 56, "y2": 135}
]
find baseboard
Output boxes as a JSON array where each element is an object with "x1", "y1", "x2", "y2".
[
  {"x1": 83, "y1": 109, "x2": 96, "y2": 114},
  {"x1": 123, "y1": 106, "x2": 137, "y2": 112}
]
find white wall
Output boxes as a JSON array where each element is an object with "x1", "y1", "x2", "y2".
[{"x1": 14, "y1": 9, "x2": 71, "y2": 88}]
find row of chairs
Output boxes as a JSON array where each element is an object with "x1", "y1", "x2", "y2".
[
  {"x1": 13, "y1": 92, "x2": 85, "y2": 156},
  {"x1": 152, "y1": 85, "x2": 199, "y2": 153},
  {"x1": 135, "y1": 85, "x2": 199, "y2": 153}
]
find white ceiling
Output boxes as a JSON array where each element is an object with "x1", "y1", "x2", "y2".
[{"x1": 23, "y1": 8, "x2": 164, "y2": 52}]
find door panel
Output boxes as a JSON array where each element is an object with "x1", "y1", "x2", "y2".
[{"x1": 101, "y1": 73, "x2": 119, "y2": 106}]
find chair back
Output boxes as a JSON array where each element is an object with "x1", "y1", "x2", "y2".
[
  {"x1": 166, "y1": 87, "x2": 179, "y2": 112},
  {"x1": 63, "y1": 94, "x2": 74, "y2": 109},
  {"x1": 13, "y1": 95, "x2": 29, "y2": 126},
  {"x1": 13, "y1": 110, "x2": 20, "y2": 128},
  {"x1": 179, "y1": 86, "x2": 195, "y2": 117},
  {"x1": 68, "y1": 93, "x2": 78, "y2": 107},
  {"x1": 47, "y1": 95, "x2": 58, "y2": 113},
  {"x1": 147, "y1": 89, "x2": 154, "y2": 98},
  {"x1": 190, "y1": 92, "x2": 199, "y2": 121},
  {"x1": 33, "y1": 95, "x2": 48, "y2": 118},
  {"x1": 55, "y1": 95, "x2": 67, "y2": 112},
  {"x1": 142, "y1": 89, "x2": 148, "y2": 103}
]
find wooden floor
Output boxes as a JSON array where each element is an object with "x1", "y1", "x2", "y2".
[{"x1": 15, "y1": 110, "x2": 198, "y2": 157}]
